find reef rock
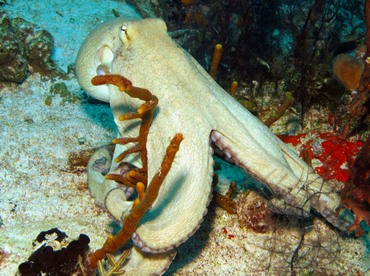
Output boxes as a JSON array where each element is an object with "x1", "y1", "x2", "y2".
[{"x1": 0, "y1": 9, "x2": 63, "y2": 83}]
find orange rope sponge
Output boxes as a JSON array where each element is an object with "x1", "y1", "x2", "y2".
[
  {"x1": 86, "y1": 74, "x2": 183, "y2": 272},
  {"x1": 229, "y1": 81, "x2": 238, "y2": 97},
  {"x1": 210, "y1": 44, "x2": 223, "y2": 79},
  {"x1": 181, "y1": 0, "x2": 193, "y2": 5},
  {"x1": 87, "y1": 134, "x2": 183, "y2": 270}
]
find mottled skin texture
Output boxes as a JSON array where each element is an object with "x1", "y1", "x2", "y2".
[{"x1": 76, "y1": 18, "x2": 344, "y2": 273}]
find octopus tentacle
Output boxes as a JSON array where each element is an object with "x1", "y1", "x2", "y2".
[
  {"x1": 122, "y1": 246, "x2": 177, "y2": 276},
  {"x1": 87, "y1": 147, "x2": 117, "y2": 206},
  {"x1": 211, "y1": 129, "x2": 346, "y2": 230},
  {"x1": 210, "y1": 130, "x2": 312, "y2": 216},
  {"x1": 133, "y1": 129, "x2": 214, "y2": 253}
]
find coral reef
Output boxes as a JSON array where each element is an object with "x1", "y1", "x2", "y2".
[
  {"x1": 128, "y1": 1, "x2": 364, "y2": 114},
  {"x1": 2, "y1": 0, "x2": 369, "y2": 274},
  {"x1": 0, "y1": 9, "x2": 64, "y2": 83}
]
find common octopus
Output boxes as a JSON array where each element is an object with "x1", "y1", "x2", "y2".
[{"x1": 75, "y1": 18, "x2": 346, "y2": 274}]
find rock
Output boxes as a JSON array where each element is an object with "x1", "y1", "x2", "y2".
[
  {"x1": 0, "y1": 9, "x2": 28, "y2": 83},
  {"x1": 0, "y1": 9, "x2": 65, "y2": 83},
  {"x1": 12, "y1": 17, "x2": 62, "y2": 76}
]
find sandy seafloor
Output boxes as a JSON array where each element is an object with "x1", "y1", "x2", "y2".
[{"x1": 0, "y1": 0, "x2": 370, "y2": 275}]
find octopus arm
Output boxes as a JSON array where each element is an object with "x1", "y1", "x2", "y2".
[{"x1": 133, "y1": 127, "x2": 214, "y2": 253}]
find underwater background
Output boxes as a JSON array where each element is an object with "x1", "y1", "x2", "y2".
[{"x1": 0, "y1": 0, "x2": 369, "y2": 275}]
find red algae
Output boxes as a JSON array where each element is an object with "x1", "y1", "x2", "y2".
[{"x1": 279, "y1": 132, "x2": 363, "y2": 182}]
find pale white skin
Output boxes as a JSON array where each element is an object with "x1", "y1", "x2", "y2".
[{"x1": 76, "y1": 18, "x2": 344, "y2": 274}]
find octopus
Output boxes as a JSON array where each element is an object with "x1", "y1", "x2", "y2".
[{"x1": 75, "y1": 18, "x2": 346, "y2": 274}]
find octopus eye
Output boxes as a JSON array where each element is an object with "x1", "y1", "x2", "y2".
[
  {"x1": 120, "y1": 25, "x2": 127, "y2": 35},
  {"x1": 119, "y1": 24, "x2": 130, "y2": 42}
]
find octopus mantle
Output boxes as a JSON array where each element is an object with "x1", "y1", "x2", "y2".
[{"x1": 76, "y1": 18, "x2": 345, "y2": 274}]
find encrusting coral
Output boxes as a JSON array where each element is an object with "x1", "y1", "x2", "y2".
[{"x1": 84, "y1": 74, "x2": 183, "y2": 273}]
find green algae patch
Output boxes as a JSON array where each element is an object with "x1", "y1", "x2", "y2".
[{"x1": 45, "y1": 82, "x2": 82, "y2": 106}]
